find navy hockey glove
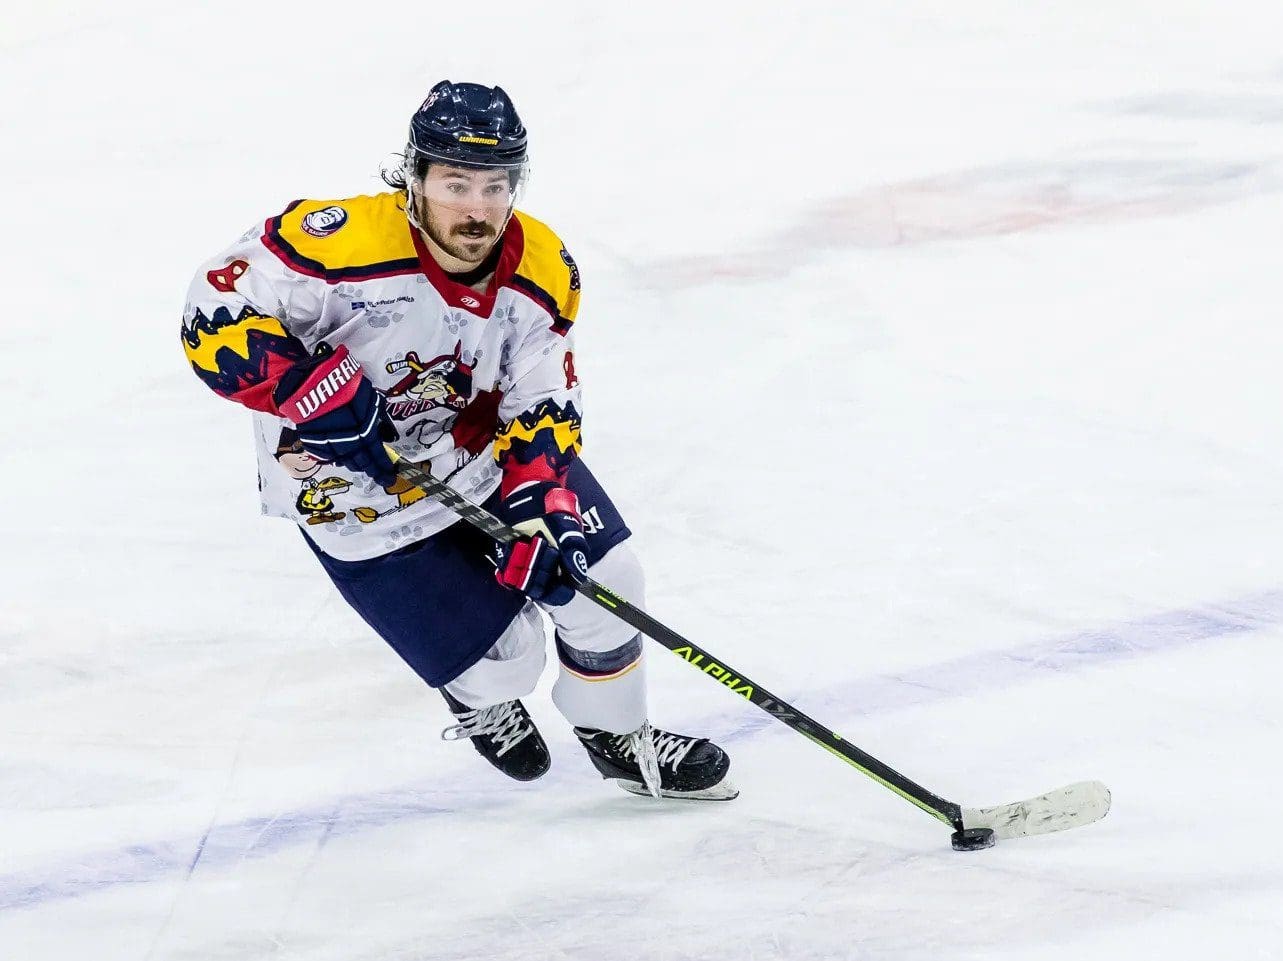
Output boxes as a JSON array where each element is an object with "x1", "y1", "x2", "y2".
[
  {"x1": 273, "y1": 344, "x2": 398, "y2": 487},
  {"x1": 493, "y1": 482, "x2": 589, "y2": 607}
]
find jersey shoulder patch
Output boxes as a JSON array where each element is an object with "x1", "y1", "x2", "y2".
[
  {"x1": 509, "y1": 210, "x2": 581, "y2": 335},
  {"x1": 262, "y1": 192, "x2": 419, "y2": 284}
]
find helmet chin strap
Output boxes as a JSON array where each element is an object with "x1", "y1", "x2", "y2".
[{"x1": 404, "y1": 158, "x2": 426, "y2": 231}]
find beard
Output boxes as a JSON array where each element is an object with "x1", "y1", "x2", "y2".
[{"x1": 422, "y1": 207, "x2": 501, "y2": 264}]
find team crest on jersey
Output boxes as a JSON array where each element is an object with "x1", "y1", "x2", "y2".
[
  {"x1": 301, "y1": 206, "x2": 349, "y2": 237},
  {"x1": 384, "y1": 342, "x2": 474, "y2": 419}
]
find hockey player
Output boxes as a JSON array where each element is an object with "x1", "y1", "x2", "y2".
[{"x1": 180, "y1": 81, "x2": 736, "y2": 800}]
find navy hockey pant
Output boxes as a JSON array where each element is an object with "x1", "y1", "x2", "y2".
[{"x1": 304, "y1": 459, "x2": 632, "y2": 688}]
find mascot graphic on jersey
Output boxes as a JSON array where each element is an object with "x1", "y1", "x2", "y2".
[
  {"x1": 274, "y1": 430, "x2": 352, "y2": 525},
  {"x1": 274, "y1": 427, "x2": 429, "y2": 526},
  {"x1": 385, "y1": 342, "x2": 473, "y2": 419},
  {"x1": 383, "y1": 343, "x2": 504, "y2": 466}
]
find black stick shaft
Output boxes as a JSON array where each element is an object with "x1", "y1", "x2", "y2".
[{"x1": 395, "y1": 460, "x2": 962, "y2": 829}]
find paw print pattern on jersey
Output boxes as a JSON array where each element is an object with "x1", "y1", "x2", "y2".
[{"x1": 444, "y1": 309, "x2": 471, "y2": 335}]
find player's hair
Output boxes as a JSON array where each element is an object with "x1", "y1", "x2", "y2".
[{"x1": 380, "y1": 152, "x2": 419, "y2": 190}]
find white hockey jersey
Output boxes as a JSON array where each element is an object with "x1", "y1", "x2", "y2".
[{"x1": 181, "y1": 191, "x2": 584, "y2": 561}]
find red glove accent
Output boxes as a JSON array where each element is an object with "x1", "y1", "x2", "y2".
[
  {"x1": 492, "y1": 482, "x2": 589, "y2": 606},
  {"x1": 543, "y1": 486, "x2": 581, "y2": 518},
  {"x1": 495, "y1": 537, "x2": 549, "y2": 593},
  {"x1": 499, "y1": 458, "x2": 562, "y2": 498}
]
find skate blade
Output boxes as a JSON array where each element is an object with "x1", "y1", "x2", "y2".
[{"x1": 613, "y1": 778, "x2": 740, "y2": 801}]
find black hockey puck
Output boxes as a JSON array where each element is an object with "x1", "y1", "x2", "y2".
[{"x1": 950, "y1": 827, "x2": 996, "y2": 851}]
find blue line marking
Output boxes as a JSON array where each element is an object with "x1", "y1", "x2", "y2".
[
  {"x1": 718, "y1": 589, "x2": 1283, "y2": 739},
  {"x1": 0, "y1": 791, "x2": 503, "y2": 914},
  {"x1": 3, "y1": 589, "x2": 1281, "y2": 915}
]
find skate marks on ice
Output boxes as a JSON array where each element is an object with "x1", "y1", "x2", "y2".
[
  {"x1": 0, "y1": 786, "x2": 511, "y2": 913},
  {"x1": 6, "y1": 587, "x2": 1278, "y2": 924},
  {"x1": 289, "y1": 817, "x2": 1275, "y2": 961},
  {"x1": 0, "y1": 760, "x2": 703, "y2": 918},
  {"x1": 636, "y1": 154, "x2": 1283, "y2": 288},
  {"x1": 1109, "y1": 89, "x2": 1283, "y2": 126},
  {"x1": 716, "y1": 587, "x2": 1283, "y2": 743}
]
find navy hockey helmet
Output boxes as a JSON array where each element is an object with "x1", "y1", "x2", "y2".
[{"x1": 407, "y1": 80, "x2": 528, "y2": 170}]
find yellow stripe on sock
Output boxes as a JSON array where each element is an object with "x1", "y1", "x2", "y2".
[{"x1": 560, "y1": 657, "x2": 642, "y2": 683}]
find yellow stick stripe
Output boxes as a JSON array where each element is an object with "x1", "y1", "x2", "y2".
[{"x1": 799, "y1": 731, "x2": 954, "y2": 826}]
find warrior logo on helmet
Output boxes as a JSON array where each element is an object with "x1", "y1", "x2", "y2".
[
  {"x1": 384, "y1": 342, "x2": 474, "y2": 420},
  {"x1": 407, "y1": 80, "x2": 528, "y2": 169}
]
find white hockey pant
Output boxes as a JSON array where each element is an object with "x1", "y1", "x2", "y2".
[{"x1": 443, "y1": 542, "x2": 647, "y2": 734}]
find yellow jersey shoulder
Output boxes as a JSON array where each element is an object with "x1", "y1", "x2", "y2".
[
  {"x1": 511, "y1": 210, "x2": 581, "y2": 334},
  {"x1": 262, "y1": 191, "x2": 420, "y2": 283}
]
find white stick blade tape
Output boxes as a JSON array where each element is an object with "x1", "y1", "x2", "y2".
[{"x1": 961, "y1": 780, "x2": 1112, "y2": 840}]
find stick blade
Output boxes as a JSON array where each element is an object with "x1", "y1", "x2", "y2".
[{"x1": 961, "y1": 780, "x2": 1111, "y2": 840}]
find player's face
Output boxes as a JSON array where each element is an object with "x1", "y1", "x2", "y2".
[{"x1": 417, "y1": 165, "x2": 514, "y2": 264}]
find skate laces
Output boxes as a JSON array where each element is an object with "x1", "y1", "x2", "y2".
[
  {"x1": 615, "y1": 723, "x2": 697, "y2": 798},
  {"x1": 441, "y1": 700, "x2": 533, "y2": 757},
  {"x1": 615, "y1": 726, "x2": 698, "y2": 769}
]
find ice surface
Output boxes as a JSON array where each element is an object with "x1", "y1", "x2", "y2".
[{"x1": 3, "y1": 2, "x2": 1283, "y2": 959}]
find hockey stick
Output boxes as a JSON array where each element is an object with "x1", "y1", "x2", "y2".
[{"x1": 392, "y1": 458, "x2": 1111, "y2": 850}]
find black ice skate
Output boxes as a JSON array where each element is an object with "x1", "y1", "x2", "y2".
[
  {"x1": 574, "y1": 722, "x2": 738, "y2": 800},
  {"x1": 440, "y1": 690, "x2": 550, "y2": 782}
]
